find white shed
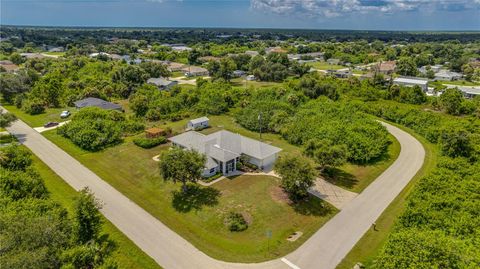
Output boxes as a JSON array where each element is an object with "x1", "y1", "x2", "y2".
[{"x1": 187, "y1": 117, "x2": 209, "y2": 130}]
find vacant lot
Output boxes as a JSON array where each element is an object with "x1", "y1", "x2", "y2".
[
  {"x1": 42, "y1": 131, "x2": 337, "y2": 262},
  {"x1": 30, "y1": 149, "x2": 161, "y2": 269},
  {"x1": 307, "y1": 61, "x2": 345, "y2": 70}
]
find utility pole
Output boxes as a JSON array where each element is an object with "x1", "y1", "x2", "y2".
[{"x1": 258, "y1": 112, "x2": 262, "y2": 141}]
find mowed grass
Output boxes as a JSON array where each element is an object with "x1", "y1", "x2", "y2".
[
  {"x1": 307, "y1": 61, "x2": 345, "y2": 70},
  {"x1": 29, "y1": 150, "x2": 161, "y2": 269},
  {"x1": 336, "y1": 122, "x2": 438, "y2": 269},
  {"x1": 41, "y1": 130, "x2": 337, "y2": 262},
  {"x1": 2, "y1": 105, "x2": 74, "y2": 127}
]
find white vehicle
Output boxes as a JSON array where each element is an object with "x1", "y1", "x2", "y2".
[{"x1": 60, "y1": 110, "x2": 71, "y2": 118}]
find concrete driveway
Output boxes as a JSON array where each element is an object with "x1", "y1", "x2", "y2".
[{"x1": 5, "y1": 114, "x2": 425, "y2": 269}]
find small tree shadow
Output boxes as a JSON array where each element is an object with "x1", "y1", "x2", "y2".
[
  {"x1": 171, "y1": 184, "x2": 221, "y2": 213},
  {"x1": 322, "y1": 167, "x2": 358, "y2": 189},
  {"x1": 292, "y1": 196, "x2": 334, "y2": 217}
]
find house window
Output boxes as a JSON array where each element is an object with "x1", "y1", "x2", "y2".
[{"x1": 210, "y1": 168, "x2": 215, "y2": 173}]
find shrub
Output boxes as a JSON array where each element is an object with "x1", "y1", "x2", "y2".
[
  {"x1": 133, "y1": 136, "x2": 167, "y2": 149},
  {"x1": 225, "y1": 212, "x2": 248, "y2": 232},
  {"x1": 57, "y1": 107, "x2": 123, "y2": 151},
  {"x1": 21, "y1": 98, "x2": 45, "y2": 115}
]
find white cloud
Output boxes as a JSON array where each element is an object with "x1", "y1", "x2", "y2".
[{"x1": 250, "y1": 0, "x2": 480, "y2": 18}]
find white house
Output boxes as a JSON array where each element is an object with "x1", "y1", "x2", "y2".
[
  {"x1": 393, "y1": 77, "x2": 429, "y2": 91},
  {"x1": 246, "y1": 75, "x2": 256, "y2": 81},
  {"x1": 187, "y1": 117, "x2": 209, "y2": 130},
  {"x1": 168, "y1": 130, "x2": 282, "y2": 177}
]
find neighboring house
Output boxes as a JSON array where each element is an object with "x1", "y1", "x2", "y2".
[
  {"x1": 418, "y1": 64, "x2": 443, "y2": 74},
  {"x1": 187, "y1": 117, "x2": 209, "y2": 130},
  {"x1": 198, "y1": 56, "x2": 221, "y2": 63},
  {"x1": 329, "y1": 68, "x2": 352, "y2": 78},
  {"x1": 183, "y1": 66, "x2": 209, "y2": 77},
  {"x1": 169, "y1": 130, "x2": 282, "y2": 177},
  {"x1": 445, "y1": 85, "x2": 480, "y2": 99},
  {"x1": 73, "y1": 97, "x2": 123, "y2": 111},
  {"x1": 376, "y1": 61, "x2": 396, "y2": 74},
  {"x1": 327, "y1": 58, "x2": 341, "y2": 65},
  {"x1": 265, "y1": 47, "x2": 287, "y2": 54},
  {"x1": 434, "y1": 69, "x2": 463, "y2": 81},
  {"x1": 147, "y1": 77, "x2": 178, "y2": 90},
  {"x1": 89, "y1": 52, "x2": 110, "y2": 58},
  {"x1": 164, "y1": 61, "x2": 186, "y2": 72},
  {"x1": 20, "y1": 53, "x2": 46, "y2": 59},
  {"x1": 48, "y1": 47, "x2": 64, "y2": 52},
  {"x1": 246, "y1": 75, "x2": 256, "y2": 81},
  {"x1": 244, "y1": 50, "x2": 260, "y2": 57},
  {"x1": 0, "y1": 60, "x2": 19, "y2": 73},
  {"x1": 232, "y1": 70, "x2": 246, "y2": 77},
  {"x1": 393, "y1": 77, "x2": 429, "y2": 91}
]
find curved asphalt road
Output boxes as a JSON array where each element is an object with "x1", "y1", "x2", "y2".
[{"x1": 6, "y1": 117, "x2": 425, "y2": 269}]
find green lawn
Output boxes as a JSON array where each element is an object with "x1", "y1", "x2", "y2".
[
  {"x1": 30, "y1": 149, "x2": 161, "y2": 269},
  {"x1": 3, "y1": 105, "x2": 74, "y2": 127},
  {"x1": 437, "y1": 80, "x2": 480, "y2": 86},
  {"x1": 230, "y1": 78, "x2": 282, "y2": 88},
  {"x1": 307, "y1": 61, "x2": 345, "y2": 70},
  {"x1": 336, "y1": 122, "x2": 438, "y2": 269},
  {"x1": 42, "y1": 130, "x2": 337, "y2": 262}
]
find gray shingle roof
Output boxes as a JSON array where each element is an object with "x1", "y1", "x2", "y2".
[
  {"x1": 73, "y1": 97, "x2": 122, "y2": 111},
  {"x1": 168, "y1": 130, "x2": 282, "y2": 163}
]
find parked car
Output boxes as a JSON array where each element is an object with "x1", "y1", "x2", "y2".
[
  {"x1": 44, "y1": 122, "x2": 59, "y2": 128},
  {"x1": 60, "y1": 110, "x2": 71, "y2": 118}
]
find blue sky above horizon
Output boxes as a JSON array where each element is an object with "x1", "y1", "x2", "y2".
[{"x1": 1, "y1": 0, "x2": 479, "y2": 31}]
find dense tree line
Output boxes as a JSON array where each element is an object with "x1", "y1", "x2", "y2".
[{"x1": 0, "y1": 145, "x2": 116, "y2": 268}]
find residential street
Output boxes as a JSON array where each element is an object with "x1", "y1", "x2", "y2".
[{"x1": 6, "y1": 117, "x2": 425, "y2": 269}]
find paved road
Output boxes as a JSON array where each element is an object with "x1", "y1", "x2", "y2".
[{"x1": 6, "y1": 117, "x2": 425, "y2": 269}]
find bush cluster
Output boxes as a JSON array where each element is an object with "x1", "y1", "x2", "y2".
[
  {"x1": 225, "y1": 212, "x2": 248, "y2": 232},
  {"x1": 133, "y1": 136, "x2": 167, "y2": 149}
]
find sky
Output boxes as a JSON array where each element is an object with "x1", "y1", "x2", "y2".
[{"x1": 1, "y1": 0, "x2": 479, "y2": 31}]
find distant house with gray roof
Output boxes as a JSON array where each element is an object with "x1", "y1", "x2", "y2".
[
  {"x1": 168, "y1": 130, "x2": 282, "y2": 176},
  {"x1": 73, "y1": 97, "x2": 122, "y2": 111},
  {"x1": 147, "y1": 77, "x2": 178, "y2": 90}
]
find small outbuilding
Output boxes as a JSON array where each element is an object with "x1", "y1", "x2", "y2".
[
  {"x1": 187, "y1": 117, "x2": 209, "y2": 130},
  {"x1": 393, "y1": 77, "x2": 429, "y2": 91},
  {"x1": 145, "y1": 127, "x2": 166, "y2": 138}
]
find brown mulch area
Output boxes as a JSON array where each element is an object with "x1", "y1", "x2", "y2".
[{"x1": 270, "y1": 185, "x2": 292, "y2": 205}]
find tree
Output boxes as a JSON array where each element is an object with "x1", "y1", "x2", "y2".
[
  {"x1": 74, "y1": 187, "x2": 103, "y2": 244},
  {"x1": 139, "y1": 61, "x2": 170, "y2": 78},
  {"x1": 396, "y1": 57, "x2": 418, "y2": 76},
  {"x1": 439, "y1": 128, "x2": 472, "y2": 158},
  {"x1": 291, "y1": 61, "x2": 310, "y2": 77},
  {"x1": 129, "y1": 92, "x2": 149, "y2": 117},
  {"x1": 187, "y1": 49, "x2": 200, "y2": 65},
  {"x1": 274, "y1": 154, "x2": 316, "y2": 201},
  {"x1": 158, "y1": 147, "x2": 206, "y2": 193},
  {"x1": 0, "y1": 109, "x2": 16, "y2": 128},
  {"x1": 439, "y1": 88, "x2": 464, "y2": 115},
  {"x1": 303, "y1": 139, "x2": 348, "y2": 172},
  {"x1": 0, "y1": 145, "x2": 33, "y2": 171}
]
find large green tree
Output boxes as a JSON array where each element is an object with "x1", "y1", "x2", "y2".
[
  {"x1": 274, "y1": 154, "x2": 316, "y2": 201},
  {"x1": 304, "y1": 139, "x2": 348, "y2": 172},
  {"x1": 158, "y1": 147, "x2": 206, "y2": 193}
]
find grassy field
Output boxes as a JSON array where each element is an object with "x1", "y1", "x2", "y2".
[
  {"x1": 336, "y1": 122, "x2": 438, "y2": 269},
  {"x1": 307, "y1": 61, "x2": 345, "y2": 70},
  {"x1": 432, "y1": 80, "x2": 480, "y2": 87},
  {"x1": 3, "y1": 105, "x2": 74, "y2": 127},
  {"x1": 30, "y1": 150, "x2": 161, "y2": 269},
  {"x1": 230, "y1": 78, "x2": 282, "y2": 88},
  {"x1": 41, "y1": 131, "x2": 337, "y2": 262}
]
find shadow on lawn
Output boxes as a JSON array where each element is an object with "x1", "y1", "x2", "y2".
[
  {"x1": 292, "y1": 198, "x2": 334, "y2": 217},
  {"x1": 322, "y1": 167, "x2": 358, "y2": 190},
  {"x1": 171, "y1": 184, "x2": 220, "y2": 213}
]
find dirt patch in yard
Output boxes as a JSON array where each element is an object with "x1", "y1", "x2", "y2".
[{"x1": 270, "y1": 185, "x2": 292, "y2": 205}]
